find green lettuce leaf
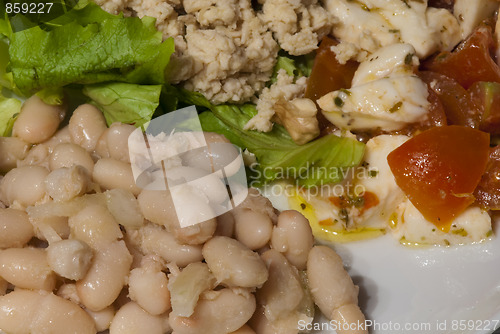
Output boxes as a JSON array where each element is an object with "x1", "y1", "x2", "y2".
[
  {"x1": 169, "y1": 86, "x2": 365, "y2": 187},
  {"x1": 36, "y1": 87, "x2": 65, "y2": 105},
  {"x1": 0, "y1": 93, "x2": 21, "y2": 136},
  {"x1": 270, "y1": 52, "x2": 315, "y2": 84},
  {"x1": 83, "y1": 82, "x2": 162, "y2": 127},
  {"x1": 8, "y1": 2, "x2": 175, "y2": 95}
]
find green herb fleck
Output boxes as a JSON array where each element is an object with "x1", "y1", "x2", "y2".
[
  {"x1": 339, "y1": 208, "x2": 349, "y2": 223},
  {"x1": 334, "y1": 96, "x2": 344, "y2": 107},
  {"x1": 404, "y1": 53, "x2": 414, "y2": 65},
  {"x1": 339, "y1": 88, "x2": 352, "y2": 96},
  {"x1": 389, "y1": 101, "x2": 403, "y2": 113}
]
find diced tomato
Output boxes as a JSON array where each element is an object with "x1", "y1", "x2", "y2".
[
  {"x1": 305, "y1": 36, "x2": 358, "y2": 133},
  {"x1": 423, "y1": 24, "x2": 500, "y2": 89},
  {"x1": 387, "y1": 126, "x2": 490, "y2": 231},
  {"x1": 305, "y1": 36, "x2": 358, "y2": 103},
  {"x1": 468, "y1": 81, "x2": 500, "y2": 134},
  {"x1": 474, "y1": 146, "x2": 500, "y2": 210},
  {"x1": 418, "y1": 84, "x2": 447, "y2": 130},
  {"x1": 419, "y1": 71, "x2": 481, "y2": 128}
]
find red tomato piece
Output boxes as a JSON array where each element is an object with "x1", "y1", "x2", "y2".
[
  {"x1": 419, "y1": 71, "x2": 481, "y2": 128},
  {"x1": 305, "y1": 36, "x2": 358, "y2": 133},
  {"x1": 418, "y1": 84, "x2": 447, "y2": 130},
  {"x1": 474, "y1": 145, "x2": 500, "y2": 210},
  {"x1": 387, "y1": 126, "x2": 490, "y2": 231},
  {"x1": 305, "y1": 36, "x2": 358, "y2": 103},
  {"x1": 468, "y1": 81, "x2": 500, "y2": 134},
  {"x1": 418, "y1": 71, "x2": 480, "y2": 128},
  {"x1": 423, "y1": 24, "x2": 500, "y2": 89}
]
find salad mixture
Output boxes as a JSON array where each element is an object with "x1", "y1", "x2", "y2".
[{"x1": 0, "y1": 0, "x2": 499, "y2": 333}]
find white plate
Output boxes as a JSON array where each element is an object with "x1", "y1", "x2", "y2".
[{"x1": 266, "y1": 192, "x2": 500, "y2": 334}]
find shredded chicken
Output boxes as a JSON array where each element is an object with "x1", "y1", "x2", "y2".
[
  {"x1": 245, "y1": 69, "x2": 307, "y2": 132},
  {"x1": 274, "y1": 98, "x2": 319, "y2": 145},
  {"x1": 258, "y1": 0, "x2": 332, "y2": 56}
]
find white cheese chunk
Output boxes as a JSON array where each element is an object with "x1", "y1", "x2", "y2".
[
  {"x1": 426, "y1": 7, "x2": 462, "y2": 52},
  {"x1": 318, "y1": 76, "x2": 429, "y2": 131},
  {"x1": 322, "y1": 0, "x2": 400, "y2": 54},
  {"x1": 454, "y1": 0, "x2": 499, "y2": 39},
  {"x1": 392, "y1": 201, "x2": 492, "y2": 246},
  {"x1": 353, "y1": 135, "x2": 408, "y2": 229},
  {"x1": 352, "y1": 43, "x2": 418, "y2": 86},
  {"x1": 323, "y1": 0, "x2": 462, "y2": 59}
]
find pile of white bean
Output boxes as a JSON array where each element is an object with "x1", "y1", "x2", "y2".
[{"x1": 0, "y1": 95, "x2": 367, "y2": 334}]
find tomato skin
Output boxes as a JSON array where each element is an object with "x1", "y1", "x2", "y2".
[
  {"x1": 418, "y1": 84, "x2": 447, "y2": 130},
  {"x1": 419, "y1": 71, "x2": 481, "y2": 128},
  {"x1": 387, "y1": 126, "x2": 490, "y2": 231},
  {"x1": 305, "y1": 36, "x2": 358, "y2": 103},
  {"x1": 423, "y1": 25, "x2": 500, "y2": 89},
  {"x1": 468, "y1": 81, "x2": 500, "y2": 134},
  {"x1": 474, "y1": 146, "x2": 500, "y2": 210}
]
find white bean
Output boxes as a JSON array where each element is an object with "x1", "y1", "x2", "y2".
[
  {"x1": 271, "y1": 210, "x2": 314, "y2": 270},
  {"x1": 181, "y1": 132, "x2": 240, "y2": 176},
  {"x1": 169, "y1": 288, "x2": 256, "y2": 334},
  {"x1": 0, "y1": 289, "x2": 96, "y2": 334},
  {"x1": 234, "y1": 209, "x2": 273, "y2": 250},
  {"x1": 140, "y1": 224, "x2": 203, "y2": 267},
  {"x1": 229, "y1": 324, "x2": 256, "y2": 334},
  {"x1": 138, "y1": 189, "x2": 215, "y2": 244},
  {"x1": 57, "y1": 283, "x2": 80, "y2": 303},
  {"x1": 168, "y1": 262, "x2": 216, "y2": 317},
  {"x1": 45, "y1": 166, "x2": 90, "y2": 202},
  {"x1": 49, "y1": 143, "x2": 95, "y2": 174},
  {"x1": 109, "y1": 302, "x2": 168, "y2": 334},
  {"x1": 248, "y1": 305, "x2": 277, "y2": 334},
  {"x1": 76, "y1": 240, "x2": 132, "y2": 312},
  {"x1": 128, "y1": 257, "x2": 171, "y2": 315},
  {"x1": 95, "y1": 123, "x2": 135, "y2": 162},
  {"x1": 137, "y1": 180, "x2": 217, "y2": 245},
  {"x1": 236, "y1": 188, "x2": 278, "y2": 223},
  {"x1": 174, "y1": 219, "x2": 217, "y2": 245},
  {"x1": 0, "y1": 247, "x2": 56, "y2": 291},
  {"x1": 0, "y1": 165, "x2": 49, "y2": 207},
  {"x1": 69, "y1": 203, "x2": 122, "y2": 249},
  {"x1": 0, "y1": 277, "x2": 7, "y2": 296},
  {"x1": 307, "y1": 246, "x2": 367, "y2": 334},
  {"x1": 85, "y1": 305, "x2": 115, "y2": 332},
  {"x1": 47, "y1": 239, "x2": 93, "y2": 280},
  {"x1": 31, "y1": 215, "x2": 70, "y2": 241},
  {"x1": 93, "y1": 158, "x2": 141, "y2": 195},
  {"x1": 69, "y1": 104, "x2": 107, "y2": 151},
  {"x1": 43, "y1": 126, "x2": 72, "y2": 152},
  {"x1": 105, "y1": 189, "x2": 144, "y2": 229},
  {"x1": 202, "y1": 236, "x2": 268, "y2": 288},
  {"x1": 256, "y1": 249, "x2": 304, "y2": 322},
  {"x1": 331, "y1": 304, "x2": 367, "y2": 334},
  {"x1": 13, "y1": 95, "x2": 65, "y2": 144},
  {"x1": 17, "y1": 143, "x2": 50, "y2": 168},
  {"x1": 0, "y1": 137, "x2": 29, "y2": 173},
  {"x1": 137, "y1": 189, "x2": 177, "y2": 228},
  {"x1": 0, "y1": 208, "x2": 34, "y2": 248}
]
